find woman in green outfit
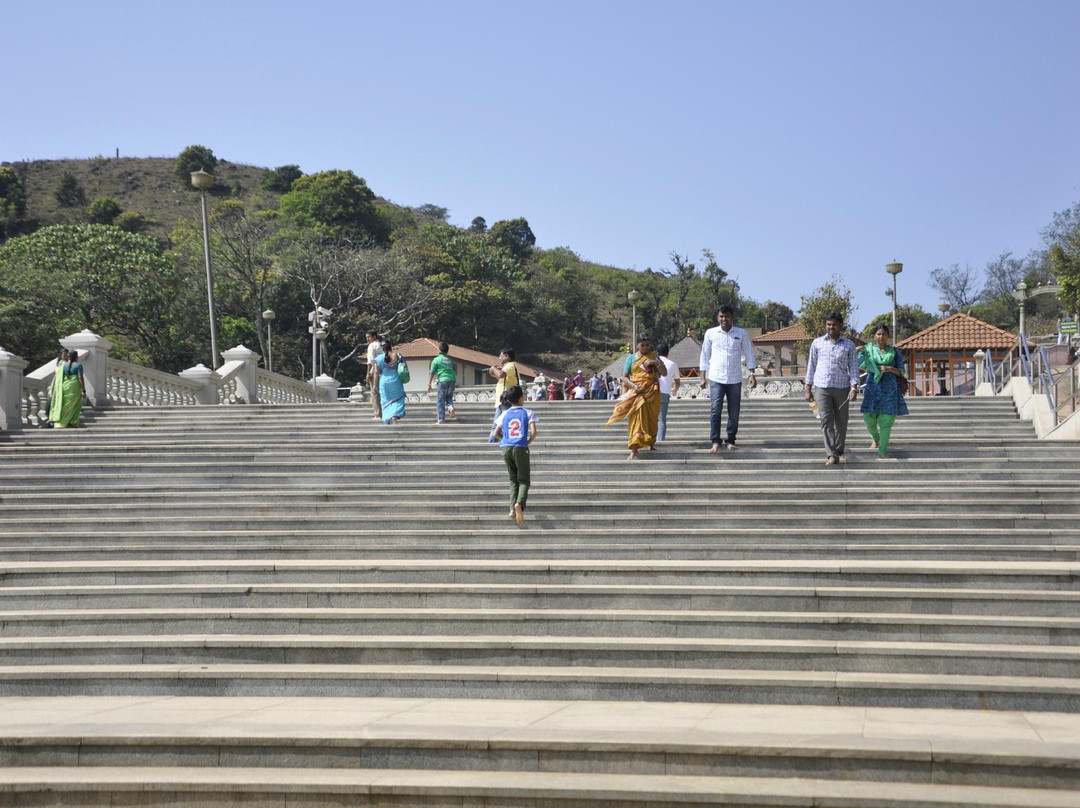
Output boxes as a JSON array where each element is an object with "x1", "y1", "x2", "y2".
[{"x1": 48, "y1": 349, "x2": 87, "y2": 428}]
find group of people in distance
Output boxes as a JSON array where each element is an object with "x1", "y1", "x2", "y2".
[
  {"x1": 607, "y1": 306, "x2": 908, "y2": 464},
  {"x1": 364, "y1": 308, "x2": 910, "y2": 526}
]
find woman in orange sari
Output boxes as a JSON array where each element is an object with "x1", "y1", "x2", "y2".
[{"x1": 606, "y1": 334, "x2": 667, "y2": 460}]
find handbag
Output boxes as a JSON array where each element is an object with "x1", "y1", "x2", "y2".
[
  {"x1": 898, "y1": 376, "x2": 909, "y2": 396},
  {"x1": 396, "y1": 358, "x2": 411, "y2": 383}
]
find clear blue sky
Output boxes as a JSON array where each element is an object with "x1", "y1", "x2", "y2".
[{"x1": 6, "y1": 0, "x2": 1080, "y2": 329}]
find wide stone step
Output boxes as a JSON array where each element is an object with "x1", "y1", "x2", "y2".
[
  {"x1": 3, "y1": 581, "x2": 1074, "y2": 615},
  {"x1": 3, "y1": 559, "x2": 1077, "y2": 589},
  {"x1": 2, "y1": 608, "x2": 1077, "y2": 644},
  {"x1": 5, "y1": 767, "x2": 1080, "y2": 807},
  {"x1": 4, "y1": 696, "x2": 1076, "y2": 790},
  {"x1": 1, "y1": 663, "x2": 1078, "y2": 710},
  {"x1": 2, "y1": 633, "x2": 1076, "y2": 676},
  {"x1": 1, "y1": 542, "x2": 1076, "y2": 564}
]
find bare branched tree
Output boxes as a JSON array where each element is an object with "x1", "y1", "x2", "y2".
[
  {"x1": 929, "y1": 264, "x2": 981, "y2": 310},
  {"x1": 282, "y1": 235, "x2": 434, "y2": 380}
]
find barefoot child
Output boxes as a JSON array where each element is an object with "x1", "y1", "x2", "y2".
[{"x1": 492, "y1": 385, "x2": 537, "y2": 525}]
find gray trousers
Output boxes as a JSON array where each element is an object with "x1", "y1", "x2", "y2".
[{"x1": 813, "y1": 386, "x2": 851, "y2": 458}]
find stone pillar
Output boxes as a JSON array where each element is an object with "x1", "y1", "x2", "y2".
[
  {"x1": 61, "y1": 330, "x2": 113, "y2": 408},
  {"x1": 0, "y1": 347, "x2": 30, "y2": 431},
  {"x1": 314, "y1": 373, "x2": 341, "y2": 403},
  {"x1": 178, "y1": 364, "x2": 223, "y2": 405},
  {"x1": 220, "y1": 345, "x2": 261, "y2": 404}
]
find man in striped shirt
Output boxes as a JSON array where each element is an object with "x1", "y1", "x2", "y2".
[{"x1": 803, "y1": 312, "x2": 860, "y2": 466}]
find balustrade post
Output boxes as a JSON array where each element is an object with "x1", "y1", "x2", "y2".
[
  {"x1": 60, "y1": 330, "x2": 113, "y2": 409},
  {"x1": 178, "y1": 364, "x2": 223, "y2": 405},
  {"x1": 314, "y1": 373, "x2": 340, "y2": 403},
  {"x1": 220, "y1": 345, "x2": 262, "y2": 404},
  {"x1": 0, "y1": 347, "x2": 29, "y2": 431}
]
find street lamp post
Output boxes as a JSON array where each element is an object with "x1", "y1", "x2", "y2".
[
  {"x1": 1014, "y1": 282, "x2": 1028, "y2": 336},
  {"x1": 938, "y1": 303, "x2": 950, "y2": 319},
  {"x1": 627, "y1": 289, "x2": 641, "y2": 348},
  {"x1": 262, "y1": 310, "x2": 275, "y2": 373},
  {"x1": 191, "y1": 169, "x2": 218, "y2": 368},
  {"x1": 886, "y1": 261, "x2": 903, "y2": 339},
  {"x1": 309, "y1": 307, "x2": 331, "y2": 402}
]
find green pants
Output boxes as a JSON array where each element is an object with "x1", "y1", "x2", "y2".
[
  {"x1": 501, "y1": 446, "x2": 531, "y2": 508},
  {"x1": 863, "y1": 413, "x2": 896, "y2": 455}
]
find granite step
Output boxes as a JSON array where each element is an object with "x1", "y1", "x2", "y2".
[{"x1": 1, "y1": 633, "x2": 1076, "y2": 676}]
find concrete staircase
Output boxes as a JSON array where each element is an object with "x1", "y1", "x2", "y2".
[{"x1": 1, "y1": 397, "x2": 1078, "y2": 806}]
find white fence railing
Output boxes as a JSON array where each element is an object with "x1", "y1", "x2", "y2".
[{"x1": 107, "y1": 359, "x2": 201, "y2": 407}]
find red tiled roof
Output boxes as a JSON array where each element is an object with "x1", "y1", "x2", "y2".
[
  {"x1": 753, "y1": 323, "x2": 810, "y2": 344},
  {"x1": 394, "y1": 338, "x2": 538, "y2": 378},
  {"x1": 895, "y1": 312, "x2": 1019, "y2": 351}
]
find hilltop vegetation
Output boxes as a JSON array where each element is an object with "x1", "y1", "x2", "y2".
[
  {"x1": 2, "y1": 147, "x2": 1078, "y2": 383},
  {"x1": 0, "y1": 148, "x2": 792, "y2": 380}
]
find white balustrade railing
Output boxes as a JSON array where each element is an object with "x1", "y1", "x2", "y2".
[
  {"x1": 20, "y1": 375, "x2": 50, "y2": 426},
  {"x1": 107, "y1": 359, "x2": 201, "y2": 407},
  {"x1": 258, "y1": 370, "x2": 316, "y2": 404}
]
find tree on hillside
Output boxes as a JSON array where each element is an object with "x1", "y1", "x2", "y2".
[
  {"x1": 929, "y1": 264, "x2": 980, "y2": 309},
  {"x1": 259, "y1": 164, "x2": 303, "y2": 193},
  {"x1": 54, "y1": 172, "x2": 86, "y2": 208},
  {"x1": 0, "y1": 224, "x2": 203, "y2": 369},
  {"x1": 469, "y1": 216, "x2": 487, "y2": 234},
  {"x1": 1045, "y1": 201, "x2": 1080, "y2": 317},
  {"x1": 487, "y1": 217, "x2": 536, "y2": 261},
  {"x1": 0, "y1": 166, "x2": 27, "y2": 239},
  {"x1": 761, "y1": 301, "x2": 795, "y2": 332},
  {"x1": 87, "y1": 196, "x2": 122, "y2": 225},
  {"x1": 277, "y1": 169, "x2": 390, "y2": 245},
  {"x1": 861, "y1": 304, "x2": 936, "y2": 341},
  {"x1": 799, "y1": 275, "x2": 857, "y2": 340},
  {"x1": 174, "y1": 145, "x2": 219, "y2": 184},
  {"x1": 413, "y1": 204, "x2": 449, "y2": 222}
]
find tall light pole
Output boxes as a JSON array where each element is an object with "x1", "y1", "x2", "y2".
[
  {"x1": 938, "y1": 302, "x2": 950, "y2": 320},
  {"x1": 309, "y1": 307, "x2": 331, "y2": 402},
  {"x1": 262, "y1": 309, "x2": 275, "y2": 373},
  {"x1": 1014, "y1": 282, "x2": 1028, "y2": 336},
  {"x1": 627, "y1": 289, "x2": 641, "y2": 349},
  {"x1": 886, "y1": 261, "x2": 903, "y2": 339},
  {"x1": 191, "y1": 169, "x2": 218, "y2": 368}
]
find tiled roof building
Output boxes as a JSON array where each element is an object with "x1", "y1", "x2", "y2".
[{"x1": 895, "y1": 313, "x2": 1019, "y2": 396}]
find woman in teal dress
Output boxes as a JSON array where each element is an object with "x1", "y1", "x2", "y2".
[
  {"x1": 372, "y1": 340, "x2": 407, "y2": 424},
  {"x1": 48, "y1": 349, "x2": 87, "y2": 428},
  {"x1": 858, "y1": 326, "x2": 908, "y2": 458}
]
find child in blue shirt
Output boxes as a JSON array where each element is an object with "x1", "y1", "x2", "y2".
[{"x1": 492, "y1": 385, "x2": 537, "y2": 525}]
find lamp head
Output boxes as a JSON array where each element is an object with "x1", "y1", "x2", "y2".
[
  {"x1": 885, "y1": 261, "x2": 903, "y2": 276},
  {"x1": 627, "y1": 290, "x2": 641, "y2": 304},
  {"x1": 262, "y1": 309, "x2": 276, "y2": 321},
  {"x1": 190, "y1": 169, "x2": 214, "y2": 190}
]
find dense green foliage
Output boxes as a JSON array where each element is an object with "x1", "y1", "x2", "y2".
[
  {"x1": 0, "y1": 166, "x2": 26, "y2": 238},
  {"x1": 54, "y1": 172, "x2": 86, "y2": 208},
  {"x1": 259, "y1": 164, "x2": 303, "y2": 193},
  {"x1": 3, "y1": 147, "x2": 1077, "y2": 384},
  {"x1": 87, "y1": 196, "x2": 122, "y2": 225},
  {"x1": 278, "y1": 170, "x2": 390, "y2": 245},
  {"x1": 799, "y1": 275, "x2": 857, "y2": 339},
  {"x1": 1045, "y1": 202, "x2": 1080, "y2": 318},
  {"x1": 861, "y1": 305, "x2": 937, "y2": 342},
  {"x1": 0, "y1": 224, "x2": 202, "y2": 369},
  {"x1": 174, "y1": 145, "x2": 218, "y2": 184}
]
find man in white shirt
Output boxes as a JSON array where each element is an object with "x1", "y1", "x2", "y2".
[
  {"x1": 656, "y1": 343, "x2": 681, "y2": 441},
  {"x1": 365, "y1": 330, "x2": 383, "y2": 420},
  {"x1": 699, "y1": 305, "x2": 757, "y2": 452}
]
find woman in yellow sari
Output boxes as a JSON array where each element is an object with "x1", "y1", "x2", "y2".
[{"x1": 606, "y1": 334, "x2": 666, "y2": 460}]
